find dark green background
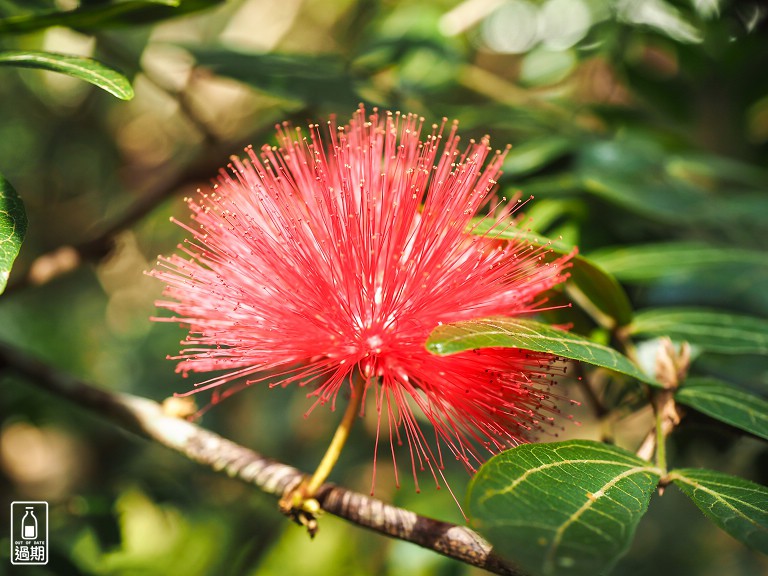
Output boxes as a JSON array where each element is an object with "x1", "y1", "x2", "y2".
[{"x1": 1, "y1": 1, "x2": 766, "y2": 574}]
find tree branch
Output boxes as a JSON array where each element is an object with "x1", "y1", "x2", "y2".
[{"x1": 0, "y1": 340, "x2": 521, "y2": 576}]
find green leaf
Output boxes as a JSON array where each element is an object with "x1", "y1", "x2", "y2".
[
  {"x1": 581, "y1": 175, "x2": 703, "y2": 222},
  {"x1": 675, "y1": 377, "x2": 768, "y2": 441},
  {"x1": 669, "y1": 468, "x2": 768, "y2": 553},
  {"x1": 693, "y1": 353, "x2": 768, "y2": 397},
  {"x1": 183, "y1": 48, "x2": 359, "y2": 106},
  {"x1": 588, "y1": 242, "x2": 767, "y2": 283},
  {"x1": 468, "y1": 222, "x2": 633, "y2": 327},
  {"x1": 667, "y1": 153, "x2": 768, "y2": 190},
  {"x1": 426, "y1": 317, "x2": 659, "y2": 386},
  {"x1": 0, "y1": 173, "x2": 27, "y2": 295},
  {"x1": 0, "y1": 50, "x2": 134, "y2": 100},
  {"x1": 468, "y1": 440, "x2": 662, "y2": 576},
  {"x1": 576, "y1": 139, "x2": 707, "y2": 223},
  {"x1": 629, "y1": 308, "x2": 768, "y2": 355},
  {"x1": 503, "y1": 137, "x2": 572, "y2": 177},
  {"x1": 588, "y1": 243, "x2": 768, "y2": 317},
  {"x1": 516, "y1": 199, "x2": 583, "y2": 234},
  {"x1": 515, "y1": 173, "x2": 582, "y2": 196},
  {"x1": 567, "y1": 257, "x2": 633, "y2": 329},
  {"x1": 0, "y1": 1, "x2": 222, "y2": 33}
]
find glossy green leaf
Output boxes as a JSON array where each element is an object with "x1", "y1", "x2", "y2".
[
  {"x1": 0, "y1": 173, "x2": 27, "y2": 294},
  {"x1": 516, "y1": 199, "x2": 583, "y2": 234},
  {"x1": 581, "y1": 175, "x2": 703, "y2": 221},
  {"x1": 469, "y1": 219, "x2": 574, "y2": 255},
  {"x1": 581, "y1": 175, "x2": 767, "y2": 236},
  {"x1": 669, "y1": 468, "x2": 768, "y2": 553},
  {"x1": 468, "y1": 221, "x2": 633, "y2": 327},
  {"x1": 668, "y1": 153, "x2": 768, "y2": 189},
  {"x1": 693, "y1": 354, "x2": 768, "y2": 397},
  {"x1": 469, "y1": 440, "x2": 662, "y2": 576},
  {"x1": 503, "y1": 137, "x2": 572, "y2": 176},
  {"x1": 588, "y1": 243, "x2": 767, "y2": 283},
  {"x1": 576, "y1": 139, "x2": 707, "y2": 222},
  {"x1": 426, "y1": 317, "x2": 659, "y2": 385},
  {"x1": 629, "y1": 308, "x2": 768, "y2": 355},
  {"x1": 183, "y1": 48, "x2": 359, "y2": 106},
  {"x1": 567, "y1": 257, "x2": 633, "y2": 329},
  {"x1": 513, "y1": 173, "x2": 582, "y2": 196},
  {"x1": 0, "y1": 1, "x2": 222, "y2": 33},
  {"x1": 0, "y1": 51, "x2": 134, "y2": 100},
  {"x1": 675, "y1": 378, "x2": 768, "y2": 440}
]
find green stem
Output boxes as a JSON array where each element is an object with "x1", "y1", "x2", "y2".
[
  {"x1": 654, "y1": 395, "x2": 668, "y2": 472},
  {"x1": 304, "y1": 373, "x2": 365, "y2": 497}
]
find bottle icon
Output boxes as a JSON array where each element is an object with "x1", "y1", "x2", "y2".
[{"x1": 21, "y1": 507, "x2": 37, "y2": 540}]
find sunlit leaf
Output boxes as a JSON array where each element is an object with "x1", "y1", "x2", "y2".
[
  {"x1": 514, "y1": 173, "x2": 582, "y2": 196},
  {"x1": 503, "y1": 137, "x2": 572, "y2": 176},
  {"x1": 675, "y1": 377, "x2": 768, "y2": 440},
  {"x1": 0, "y1": 0, "x2": 222, "y2": 33},
  {"x1": 426, "y1": 317, "x2": 659, "y2": 385},
  {"x1": 516, "y1": 199, "x2": 583, "y2": 234},
  {"x1": 469, "y1": 440, "x2": 662, "y2": 576},
  {"x1": 0, "y1": 172, "x2": 27, "y2": 295},
  {"x1": 0, "y1": 51, "x2": 134, "y2": 100},
  {"x1": 629, "y1": 308, "x2": 768, "y2": 355},
  {"x1": 670, "y1": 468, "x2": 768, "y2": 553}
]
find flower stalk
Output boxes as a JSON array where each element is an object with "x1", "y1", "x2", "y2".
[
  {"x1": 652, "y1": 391, "x2": 671, "y2": 472},
  {"x1": 304, "y1": 374, "x2": 366, "y2": 497},
  {"x1": 639, "y1": 338, "x2": 690, "y2": 477},
  {"x1": 279, "y1": 374, "x2": 366, "y2": 535}
]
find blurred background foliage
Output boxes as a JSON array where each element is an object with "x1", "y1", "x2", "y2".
[{"x1": 0, "y1": 0, "x2": 766, "y2": 574}]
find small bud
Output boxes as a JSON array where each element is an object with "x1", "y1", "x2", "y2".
[
  {"x1": 162, "y1": 396, "x2": 197, "y2": 419},
  {"x1": 654, "y1": 337, "x2": 691, "y2": 390}
]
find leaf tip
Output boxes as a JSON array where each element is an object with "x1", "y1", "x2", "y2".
[{"x1": 118, "y1": 88, "x2": 135, "y2": 101}]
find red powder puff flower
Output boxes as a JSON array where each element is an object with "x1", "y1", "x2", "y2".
[{"x1": 151, "y1": 106, "x2": 573, "y2": 492}]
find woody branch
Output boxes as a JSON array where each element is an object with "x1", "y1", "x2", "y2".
[{"x1": 0, "y1": 340, "x2": 521, "y2": 576}]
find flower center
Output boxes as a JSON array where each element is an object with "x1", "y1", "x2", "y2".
[{"x1": 365, "y1": 334, "x2": 385, "y2": 355}]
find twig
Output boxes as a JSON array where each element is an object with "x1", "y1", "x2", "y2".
[
  {"x1": 636, "y1": 390, "x2": 681, "y2": 466},
  {"x1": 636, "y1": 339, "x2": 688, "y2": 467},
  {"x1": 0, "y1": 340, "x2": 522, "y2": 576}
]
